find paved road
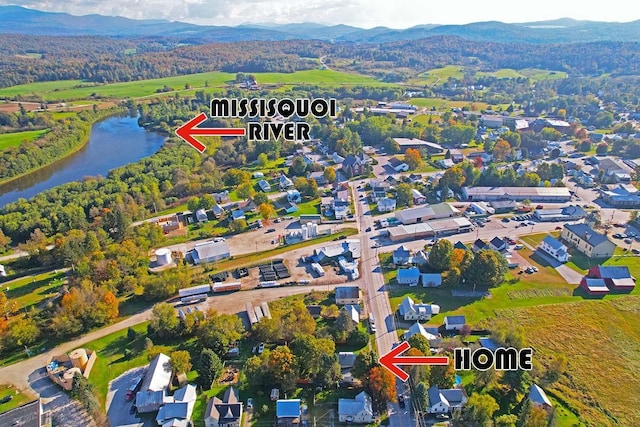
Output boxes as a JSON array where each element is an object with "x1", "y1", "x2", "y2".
[
  {"x1": 0, "y1": 284, "x2": 344, "y2": 393},
  {"x1": 351, "y1": 182, "x2": 417, "y2": 427}
]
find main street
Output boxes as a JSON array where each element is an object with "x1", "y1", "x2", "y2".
[{"x1": 351, "y1": 182, "x2": 417, "y2": 427}]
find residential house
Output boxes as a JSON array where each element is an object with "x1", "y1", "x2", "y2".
[
  {"x1": 588, "y1": 266, "x2": 636, "y2": 291},
  {"x1": 306, "y1": 305, "x2": 322, "y2": 318},
  {"x1": 437, "y1": 158, "x2": 455, "y2": 169},
  {"x1": 341, "y1": 304, "x2": 360, "y2": 324},
  {"x1": 276, "y1": 399, "x2": 301, "y2": 427},
  {"x1": 398, "y1": 296, "x2": 440, "y2": 321},
  {"x1": 281, "y1": 201, "x2": 299, "y2": 214},
  {"x1": 528, "y1": 384, "x2": 553, "y2": 409},
  {"x1": 205, "y1": 387, "x2": 243, "y2": 427},
  {"x1": 195, "y1": 209, "x2": 209, "y2": 223},
  {"x1": 333, "y1": 200, "x2": 350, "y2": 220},
  {"x1": 444, "y1": 315, "x2": 466, "y2": 331},
  {"x1": 191, "y1": 241, "x2": 231, "y2": 265},
  {"x1": 407, "y1": 173, "x2": 423, "y2": 184},
  {"x1": 489, "y1": 237, "x2": 508, "y2": 252},
  {"x1": 338, "y1": 392, "x2": 375, "y2": 424},
  {"x1": 579, "y1": 278, "x2": 610, "y2": 295},
  {"x1": 308, "y1": 171, "x2": 327, "y2": 186},
  {"x1": 411, "y1": 188, "x2": 427, "y2": 205},
  {"x1": 335, "y1": 286, "x2": 361, "y2": 305},
  {"x1": 413, "y1": 250, "x2": 429, "y2": 266},
  {"x1": 397, "y1": 267, "x2": 421, "y2": 286},
  {"x1": 338, "y1": 352, "x2": 357, "y2": 370},
  {"x1": 156, "y1": 383, "x2": 197, "y2": 426},
  {"x1": 451, "y1": 152, "x2": 464, "y2": 163},
  {"x1": 258, "y1": 179, "x2": 272, "y2": 192},
  {"x1": 212, "y1": 204, "x2": 225, "y2": 218},
  {"x1": 286, "y1": 189, "x2": 302, "y2": 203},
  {"x1": 385, "y1": 175, "x2": 399, "y2": 186},
  {"x1": 472, "y1": 239, "x2": 489, "y2": 252},
  {"x1": 342, "y1": 153, "x2": 368, "y2": 177},
  {"x1": 0, "y1": 399, "x2": 51, "y2": 427},
  {"x1": 539, "y1": 236, "x2": 570, "y2": 263},
  {"x1": 421, "y1": 273, "x2": 442, "y2": 287},
  {"x1": 453, "y1": 241, "x2": 469, "y2": 251},
  {"x1": 393, "y1": 245, "x2": 412, "y2": 265},
  {"x1": 239, "y1": 199, "x2": 257, "y2": 213},
  {"x1": 561, "y1": 223, "x2": 616, "y2": 259},
  {"x1": 333, "y1": 152, "x2": 345, "y2": 164},
  {"x1": 213, "y1": 191, "x2": 230, "y2": 204},
  {"x1": 403, "y1": 322, "x2": 441, "y2": 345},
  {"x1": 279, "y1": 174, "x2": 294, "y2": 190},
  {"x1": 253, "y1": 171, "x2": 264, "y2": 179},
  {"x1": 377, "y1": 197, "x2": 397, "y2": 212},
  {"x1": 388, "y1": 157, "x2": 409, "y2": 172},
  {"x1": 466, "y1": 152, "x2": 493, "y2": 164},
  {"x1": 596, "y1": 158, "x2": 632, "y2": 183},
  {"x1": 427, "y1": 385, "x2": 467, "y2": 414},
  {"x1": 231, "y1": 209, "x2": 246, "y2": 221}
]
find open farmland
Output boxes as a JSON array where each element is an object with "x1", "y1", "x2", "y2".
[
  {"x1": 0, "y1": 69, "x2": 391, "y2": 102},
  {"x1": 492, "y1": 297, "x2": 640, "y2": 427},
  {"x1": 0, "y1": 129, "x2": 48, "y2": 151}
]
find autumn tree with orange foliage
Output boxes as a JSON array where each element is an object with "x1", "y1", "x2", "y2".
[
  {"x1": 368, "y1": 366, "x2": 397, "y2": 406},
  {"x1": 404, "y1": 148, "x2": 422, "y2": 170}
]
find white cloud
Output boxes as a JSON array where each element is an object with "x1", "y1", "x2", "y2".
[{"x1": 1, "y1": 0, "x2": 638, "y2": 28}]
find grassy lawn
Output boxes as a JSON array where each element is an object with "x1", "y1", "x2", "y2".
[
  {"x1": 0, "y1": 129, "x2": 48, "y2": 151},
  {"x1": 0, "y1": 383, "x2": 37, "y2": 413},
  {"x1": 409, "y1": 66, "x2": 466, "y2": 86},
  {"x1": 1, "y1": 271, "x2": 66, "y2": 314},
  {"x1": 475, "y1": 69, "x2": 525, "y2": 79},
  {"x1": 519, "y1": 68, "x2": 568, "y2": 81},
  {"x1": 291, "y1": 199, "x2": 321, "y2": 216},
  {"x1": 0, "y1": 69, "x2": 390, "y2": 101},
  {"x1": 491, "y1": 296, "x2": 640, "y2": 426}
]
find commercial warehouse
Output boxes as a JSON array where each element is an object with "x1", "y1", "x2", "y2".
[{"x1": 461, "y1": 187, "x2": 571, "y2": 202}]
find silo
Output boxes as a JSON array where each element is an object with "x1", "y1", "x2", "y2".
[
  {"x1": 69, "y1": 348, "x2": 89, "y2": 371},
  {"x1": 155, "y1": 248, "x2": 172, "y2": 266},
  {"x1": 63, "y1": 367, "x2": 82, "y2": 382}
]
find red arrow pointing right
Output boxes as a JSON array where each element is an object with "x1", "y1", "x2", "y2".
[
  {"x1": 379, "y1": 341, "x2": 450, "y2": 382},
  {"x1": 175, "y1": 112, "x2": 246, "y2": 153}
]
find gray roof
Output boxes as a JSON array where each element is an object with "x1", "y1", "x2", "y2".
[
  {"x1": 428, "y1": 385, "x2": 465, "y2": 409},
  {"x1": 445, "y1": 315, "x2": 466, "y2": 325},
  {"x1": 338, "y1": 352, "x2": 357, "y2": 368},
  {"x1": 490, "y1": 237, "x2": 506, "y2": 248},
  {"x1": 206, "y1": 386, "x2": 242, "y2": 424},
  {"x1": 388, "y1": 157, "x2": 406, "y2": 167},
  {"x1": 141, "y1": 353, "x2": 172, "y2": 392},
  {"x1": 0, "y1": 400, "x2": 43, "y2": 427},
  {"x1": 338, "y1": 391, "x2": 374, "y2": 417},
  {"x1": 393, "y1": 245, "x2": 411, "y2": 257},
  {"x1": 563, "y1": 223, "x2": 611, "y2": 247},
  {"x1": 193, "y1": 241, "x2": 231, "y2": 262},
  {"x1": 542, "y1": 235, "x2": 565, "y2": 251},
  {"x1": 335, "y1": 286, "x2": 360, "y2": 300}
]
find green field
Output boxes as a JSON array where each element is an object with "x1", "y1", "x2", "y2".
[
  {"x1": 2, "y1": 271, "x2": 66, "y2": 313},
  {"x1": 493, "y1": 297, "x2": 640, "y2": 426},
  {"x1": 0, "y1": 129, "x2": 48, "y2": 150},
  {"x1": 0, "y1": 384, "x2": 37, "y2": 413},
  {"x1": 407, "y1": 97, "x2": 497, "y2": 111},
  {"x1": 409, "y1": 65, "x2": 466, "y2": 86},
  {"x1": 475, "y1": 68, "x2": 567, "y2": 81},
  {"x1": 0, "y1": 69, "x2": 389, "y2": 102}
]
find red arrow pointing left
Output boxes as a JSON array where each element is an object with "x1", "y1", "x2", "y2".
[
  {"x1": 379, "y1": 341, "x2": 450, "y2": 382},
  {"x1": 175, "y1": 112, "x2": 246, "y2": 153}
]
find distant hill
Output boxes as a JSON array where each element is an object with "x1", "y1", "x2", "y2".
[{"x1": 2, "y1": 5, "x2": 640, "y2": 44}]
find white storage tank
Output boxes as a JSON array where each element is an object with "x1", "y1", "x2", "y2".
[
  {"x1": 155, "y1": 248, "x2": 172, "y2": 266},
  {"x1": 301, "y1": 225, "x2": 309, "y2": 240}
]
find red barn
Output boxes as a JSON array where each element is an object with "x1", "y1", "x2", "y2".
[
  {"x1": 580, "y1": 278, "x2": 610, "y2": 295},
  {"x1": 588, "y1": 266, "x2": 636, "y2": 292}
]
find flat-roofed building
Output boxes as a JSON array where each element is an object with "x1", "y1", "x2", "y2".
[{"x1": 461, "y1": 186, "x2": 571, "y2": 202}]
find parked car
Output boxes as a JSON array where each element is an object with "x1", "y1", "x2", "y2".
[
  {"x1": 514, "y1": 244, "x2": 524, "y2": 250},
  {"x1": 257, "y1": 343, "x2": 265, "y2": 354},
  {"x1": 0, "y1": 396, "x2": 13, "y2": 405},
  {"x1": 398, "y1": 395, "x2": 405, "y2": 409},
  {"x1": 502, "y1": 217, "x2": 510, "y2": 223},
  {"x1": 624, "y1": 238, "x2": 633, "y2": 244},
  {"x1": 247, "y1": 398, "x2": 253, "y2": 410},
  {"x1": 555, "y1": 226, "x2": 562, "y2": 230},
  {"x1": 632, "y1": 248, "x2": 640, "y2": 254},
  {"x1": 129, "y1": 405, "x2": 136, "y2": 415},
  {"x1": 265, "y1": 228, "x2": 276, "y2": 233},
  {"x1": 365, "y1": 227, "x2": 372, "y2": 232}
]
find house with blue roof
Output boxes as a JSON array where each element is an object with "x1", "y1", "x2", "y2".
[
  {"x1": 444, "y1": 315, "x2": 466, "y2": 331},
  {"x1": 539, "y1": 235, "x2": 570, "y2": 263},
  {"x1": 561, "y1": 223, "x2": 616, "y2": 259},
  {"x1": 396, "y1": 267, "x2": 421, "y2": 286},
  {"x1": 528, "y1": 384, "x2": 553, "y2": 409}
]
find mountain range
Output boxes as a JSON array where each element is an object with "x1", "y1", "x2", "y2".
[{"x1": 1, "y1": 6, "x2": 640, "y2": 44}]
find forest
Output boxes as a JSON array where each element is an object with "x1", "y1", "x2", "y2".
[{"x1": 1, "y1": 34, "x2": 640, "y2": 90}]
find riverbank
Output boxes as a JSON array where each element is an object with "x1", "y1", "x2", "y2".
[{"x1": 0, "y1": 106, "x2": 129, "y2": 188}]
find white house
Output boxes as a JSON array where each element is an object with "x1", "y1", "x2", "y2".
[
  {"x1": 286, "y1": 189, "x2": 302, "y2": 203},
  {"x1": 279, "y1": 174, "x2": 294, "y2": 190},
  {"x1": 398, "y1": 296, "x2": 440, "y2": 321},
  {"x1": 195, "y1": 208, "x2": 208, "y2": 223},
  {"x1": 427, "y1": 385, "x2": 467, "y2": 414},
  {"x1": 404, "y1": 322, "x2": 440, "y2": 345},
  {"x1": 388, "y1": 157, "x2": 409, "y2": 172},
  {"x1": 396, "y1": 267, "x2": 420, "y2": 286},
  {"x1": 258, "y1": 179, "x2": 272, "y2": 192},
  {"x1": 411, "y1": 188, "x2": 427, "y2": 205},
  {"x1": 539, "y1": 235, "x2": 570, "y2": 263},
  {"x1": 393, "y1": 245, "x2": 412, "y2": 265},
  {"x1": 561, "y1": 223, "x2": 616, "y2": 259},
  {"x1": 377, "y1": 197, "x2": 396, "y2": 213},
  {"x1": 341, "y1": 304, "x2": 360, "y2": 324},
  {"x1": 444, "y1": 315, "x2": 466, "y2": 331},
  {"x1": 338, "y1": 392, "x2": 375, "y2": 424}
]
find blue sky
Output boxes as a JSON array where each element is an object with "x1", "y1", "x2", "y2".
[{"x1": 1, "y1": 0, "x2": 638, "y2": 28}]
